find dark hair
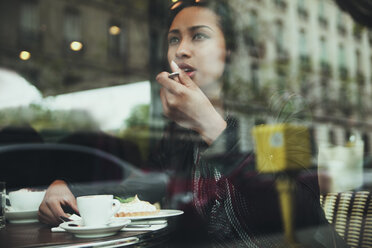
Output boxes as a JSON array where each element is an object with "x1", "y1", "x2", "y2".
[{"x1": 167, "y1": 0, "x2": 236, "y2": 53}]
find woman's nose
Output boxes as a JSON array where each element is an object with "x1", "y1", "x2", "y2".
[{"x1": 175, "y1": 40, "x2": 191, "y2": 58}]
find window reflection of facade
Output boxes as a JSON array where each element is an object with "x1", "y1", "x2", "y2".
[
  {"x1": 273, "y1": 0, "x2": 287, "y2": 11},
  {"x1": 355, "y1": 50, "x2": 361, "y2": 69},
  {"x1": 63, "y1": 8, "x2": 82, "y2": 53},
  {"x1": 275, "y1": 21, "x2": 286, "y2": 91},
  {"x1": 338, "y1": 44, "x2": 347, "y2": 79},
  {"x1": 318, "y1": 0, "x2": 327, "y2": 27},
  {"x1": 337, "y1": 10, "x2": 347, "y2": 36},
  {"x1": 297, "y1": 0, "x2": 308, "y2": 19},
  {"x1": 246, "y1": 10, "x2": 258, "y2": 46},
  {"x1": 251, "y1": 62, "x2": 260, "y2": 93},
  {"x1": 338, "y1": 44, "x2": 349, "y2": 113},
  {"x1": 298, "y1": 0, "x2": 305, "y2": 8},
  {"x1": 320, "y1": 37, "x2": 327, "y2": 63},
  {"x1": 19, "y1": 0, "x2": 40, "y2": 48},
  {"x1": 275, "y1": 21, "x2": 284, "y2": 56},
  {"x1": 299, "y1": 29, "x2": 307, "y2": 57},
  {"x1": 250, "y1": 10, "x2": 258, "y2": 37},
  {"x1": 355, "y1": 50, "x2": 363, "y2": 108},
  {"x1": 299, "y1": 29, "x2": 310, "y2": 95},
  {"x1": 320, "y1": 37, "x2": 329, "y2": 109}
]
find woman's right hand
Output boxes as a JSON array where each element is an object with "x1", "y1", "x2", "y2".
[
  {"x1": 156, "y1": 61, "x2": 226, "y2": 145},
  {"x1": 38, "y1": 180, "x2": 79, "y2": 226}
]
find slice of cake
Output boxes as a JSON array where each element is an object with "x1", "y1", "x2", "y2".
[{"x1": 115, "y1": 195, "x2": 159, "y2": 217}]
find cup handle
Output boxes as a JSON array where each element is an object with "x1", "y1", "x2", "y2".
[{"x1": 111, "y1": 199, "x2": 121, "y2": 216}]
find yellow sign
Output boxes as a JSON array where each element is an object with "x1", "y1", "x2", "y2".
[{"x1": 252, "y1": 124, "x2": 311, "y2": 173}]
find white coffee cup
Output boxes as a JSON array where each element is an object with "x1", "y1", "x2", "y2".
[
  {"x1": 8, "y1": 190, "x2": 46, "y2": 211},
  {"x1": 77, "y1": 195, "x2": 121, "y2": 226}
]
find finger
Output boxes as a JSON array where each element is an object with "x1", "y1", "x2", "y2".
[
  {"x1": 40, "y1": 213, "x2": 59, "y2": 226},
  {"x1": 67, "y1": 197, "x2": 79, "y2": 215},
  {"x1": 156, "y1": 72, "x2": 182, "y2": 94},
  {"x1": 38, "y1": 211, "x2": 53, "y2": 225},
  {"x1": 38, "y1": 204, "x2": 50, "y2": 224},
  {"x1": 178, "y1": 69, "x2": 196, "y2": 88},
  {"x1": 46, "y1": 200, "x2": 69, "y2": 222},
  {"x1": 39, "y1": 204, "x2": 60, "y2": 225},
  {"x1": 39, "y1": 202, "x2": 53, "y2": 222},
  {"x1": 163, "y1": 88, "x2": 179, "y2": 108}
]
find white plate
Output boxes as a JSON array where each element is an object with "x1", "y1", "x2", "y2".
[
  {"x1": 115, "y1": 209, "x2": 183, "y2": 221},
  {"x1": 59, "y1": 219, "x2": 131, "y2": 238},
  {"x1": 5, "y1": 209, "x2": 39, "y2": 224}
]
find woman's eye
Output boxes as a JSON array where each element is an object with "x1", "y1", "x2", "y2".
[
  {"x1": 168, "y1": 36, "x2": 179, "y2": 45},
  {"x1": 193, "y1": 33, "x2": 209, "y2": 41}
]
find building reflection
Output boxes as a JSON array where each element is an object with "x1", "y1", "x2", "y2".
[{"x1": 0, "y1": 0, "x2": 149, "y2": 96}]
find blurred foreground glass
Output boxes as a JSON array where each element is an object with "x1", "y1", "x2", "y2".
[
  {"x1": 0, "y1": 182, "x2": 5, "y2": 229},
  {"x1": 318, "y1": 139, "x2": 364, "y2": 193}
]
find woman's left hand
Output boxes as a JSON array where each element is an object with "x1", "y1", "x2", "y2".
[
  {"x1": 38, "y1": 180, "x2": 78, "y2": 226},
  {"x1": 156, "y1": 61, "x2": 226, "y2": 145}
]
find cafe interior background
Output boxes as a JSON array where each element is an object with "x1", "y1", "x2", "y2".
[{"x1": 1, "y1": 0, "x2": 372, "y2": 246}]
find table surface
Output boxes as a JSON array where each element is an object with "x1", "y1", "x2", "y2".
[{"x1": 0, "y1": 222, "x2": 170, "y2": 248}]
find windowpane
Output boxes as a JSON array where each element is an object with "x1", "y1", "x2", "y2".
[
  {"x1": 275, "y1": 22, "x2": 284, "y2": 53},
  {"x1": 20, "y1": 1, "x2": 39, "y2": 33},
  {"x1": 320, "y1": 38, "x2": 327, "y2": 62},
  {"x1": 299, "y1": 30, "x2": 307, "y2": 56},
  {"x1": 338, "y1": 44, "x2": 346, "y2": 67},
  {"x1": 318, "y1": 1, "x2": 325, "y2": 17},
  {"x1": 64, "y1": 9, "x2": 81, "y2": 42},
  {"x1": 19, "y1": 0, "x2": 39, "y2": 47}
]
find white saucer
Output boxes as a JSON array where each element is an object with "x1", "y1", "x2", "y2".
[
  {"x1": 5, "y1": 209, "x2": 39, "y2": 224},
  {"x1": 59, "y1": 219, "x2": 131, "y2": 238}
]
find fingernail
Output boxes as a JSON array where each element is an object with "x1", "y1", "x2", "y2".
[{"x1": 171, "y1": 60, "x2": 180, "y2": 70}]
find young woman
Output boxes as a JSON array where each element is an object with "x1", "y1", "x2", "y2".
[{"x1": 151, "y1": 0, "x2": 347, "y2": 247}]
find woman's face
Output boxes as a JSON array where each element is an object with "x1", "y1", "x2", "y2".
[{"x1": 167, "y1": 6, "x2": 227, "y2": 91}]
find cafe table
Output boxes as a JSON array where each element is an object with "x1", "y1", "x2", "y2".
[{"x1": 0, "y1": 221, "x2": 170, "y2": 247}]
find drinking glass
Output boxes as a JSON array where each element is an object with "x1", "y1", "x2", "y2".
[
  {"x1": 318, "y1": 140, "x2": 364, "y2": 193},
  {"x1": 0, "y1": 182, "x2": 5, "y2": 229}
]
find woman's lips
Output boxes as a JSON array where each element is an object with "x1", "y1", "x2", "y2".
[
  {"x1": 178, "y1": 63, "x2": 196, "y2": 78},
  {"x1": 185, "y1": 70, "x2": 195, "y2": 78}
]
